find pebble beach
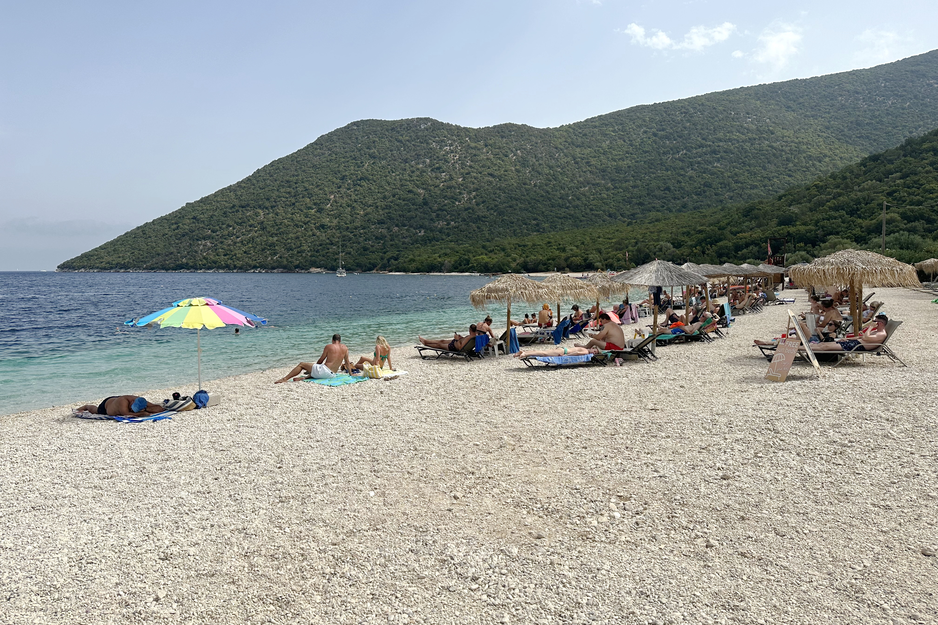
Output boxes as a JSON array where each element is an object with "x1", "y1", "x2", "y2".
[{"x1": 1, "y1": 287, "x2": 936, "y2": 625}]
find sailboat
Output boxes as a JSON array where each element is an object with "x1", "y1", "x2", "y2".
[{"x1": 336, "y1": 246, "x2": 346, "y2": 277}]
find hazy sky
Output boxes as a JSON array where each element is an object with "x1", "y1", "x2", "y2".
[{"x1": 2, "y1": 0, "x2": 937, "y2": 270}]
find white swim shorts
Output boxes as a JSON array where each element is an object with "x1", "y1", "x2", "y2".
[{"x1": 309, "y1": 363, "x2": 336, "y2": 379}]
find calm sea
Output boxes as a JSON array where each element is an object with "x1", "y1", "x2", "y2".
[{"x1": 0, "y1": 272, "x2": 531, "y2": 416}]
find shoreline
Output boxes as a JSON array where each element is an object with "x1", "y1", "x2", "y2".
[{"x1": 3, "y1": 288, "x2": 936, "y2": 623}]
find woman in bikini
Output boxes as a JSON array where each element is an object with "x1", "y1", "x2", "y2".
[{"x1": 353, "y1": 336, "x2": 394, "y2": 371}]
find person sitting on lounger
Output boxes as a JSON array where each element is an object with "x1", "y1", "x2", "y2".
[
  {"x1": 513, "y1": 346, "x2": 600, "y2": 358},
  {"x1": 537, "y1": 304, "x2": 553, "y2": 327},
  {"x1": 276, "y1": 334, "x2": 353, "y2": 383},
  {"x1": 352, "y1": 335, "x2": 394, "y2": 371},
  {"x1": 575, "y1": 313, "x2": 626, "y2": 351},
  {"x1": 477, "y1": 316, "x2": 498, "y2": 340},
  {"x1": 418, "y1": 324, "x2": 481, "y2": 352},
  {"x1": 76, "y1": 395, "x2": 165, "y2": 416},
  {"x1": 813, "y1": 314, "x2": 889, "y2": 352}
]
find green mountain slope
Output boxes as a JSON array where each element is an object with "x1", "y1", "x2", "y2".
[
  {"x1": 59, "y1": 50, "x2": 938, "y2": 272},
  {"x1": 399, "y1": 128, "x2": 938, "y2": 273}
]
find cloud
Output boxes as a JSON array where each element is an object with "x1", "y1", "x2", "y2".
[
  {"x1": 752, "y1": 25, "x2": 802, "y2": 70},
  {"x1": 853, "y1": 29, "x2": 911, "y2": 66},
  {"x1": 621, "y1": 22, "x2": 736, "y2": 52}
]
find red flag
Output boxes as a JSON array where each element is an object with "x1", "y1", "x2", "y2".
[{"x1": 767, "y1": 239, "x2": 772, "y2": 257}]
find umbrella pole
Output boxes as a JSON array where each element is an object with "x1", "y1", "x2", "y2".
[
  {"x1": 197, "y1": 327, "x2": 202, "y2": 390},
  {"x1": 653, "y1": 304, "x2": 659, "y2": 335},
  {"x1": 506, "y1": 296, "x2": 512, "y2": 352}
]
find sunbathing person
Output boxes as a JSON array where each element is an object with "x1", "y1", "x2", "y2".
[
  {"x1": 537, "y1": 304, "x2": 553, "y2": 327},
  {"x1": 418, "y1": 324, "x2": 481, "y2": 351},
  {"x1": 76, "y1": 395, "x2": 165, "y2": 416},
  {"x1": 353, "y1": 335, "x2": 394, "y2": 371},
  {"x1": 575, "y1": 313, "x2": 626, "y2": 350},
  {"x1": 276, "y1": 333, "x2": 353, "y2": 383},
  {"x1": 477, "y1": 316, "x2": 498, "y2": 340},
  {"x1": 514, "y1": 346, "x2": 599, "y2": 358},
  {"x1": 813, "y1": 314, "x2": 889, "y2": 351}
]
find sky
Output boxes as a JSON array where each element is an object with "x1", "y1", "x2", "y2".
[{"x1": 2, "y1": 0, "x2": 937, "y2": 270}]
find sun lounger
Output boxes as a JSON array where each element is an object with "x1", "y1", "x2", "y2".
[
  {"x1": 604, "y1": 334, "x2": 657, "y2": 363},
  {"x1": 755, "y1": 320, "x2": 904, "y2": 367},
  {"x1": 519, "y1": 353, "x2": 608, "y2": 368},
  {"x1": 415, "y1": 335, "x2": 490, "y2": 361}
]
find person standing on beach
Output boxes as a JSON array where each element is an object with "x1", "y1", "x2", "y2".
[{"x1": 275, "y1": 334, "x2": 353, "y2": 383}]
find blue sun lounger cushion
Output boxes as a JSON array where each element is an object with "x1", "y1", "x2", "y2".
[{"x1": 534, "y1": 354, "x2": 594, "y2": 366}]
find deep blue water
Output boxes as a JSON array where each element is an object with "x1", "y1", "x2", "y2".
[{"x1": 0, "y1": 272, "x2": 513, "y2": 415}]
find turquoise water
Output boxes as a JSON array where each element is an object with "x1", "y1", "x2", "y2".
[{"x1": 1, "y1": 272, "x2": 533, "y2": 415}]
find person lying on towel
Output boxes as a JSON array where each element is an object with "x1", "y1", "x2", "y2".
[
  {"x1": 275, "y1": 333, "x2": 354, "y2": 383},
  {"x1": 575, "y1": 313, "x2": 626, "y2": 351},
  {"x1": 418, "y1": 324, "x2": 481, "y2": 352},
  {"x1": 76, "y1": 395, "x2": 165, "y2": 417}
]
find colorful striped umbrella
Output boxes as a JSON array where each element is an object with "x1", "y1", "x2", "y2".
[{"x1": 127, "y1": 297, "x2": 267, "y2": 389}]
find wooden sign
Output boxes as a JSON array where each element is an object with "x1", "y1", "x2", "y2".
[
  {"x1": 786, "y1": 310, "x2": 820, "y2": 373},
  {"x1": 765, "y1": 310, "x2": 821, "y2": 381},
  {"x1": 766, "y1": 337, "x2": 801, "y2": 382}
]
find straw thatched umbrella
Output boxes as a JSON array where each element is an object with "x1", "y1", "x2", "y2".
[
  {"x1": 583, "y1": 272, "x2": 630, "y2": 317},
  {"x1": 682, "y1": 262, "x2": 713, "y2": 313},
  {"x1": 789, "y1": 249, "x2": 921, "y2": 333},
  {"x1": 541, "y1": 274, "x2": 600, "y2": 320},
  {"x1": 470, "y1": 274, "x2": 559, "y2": 344},
  {"x1": 614, "y1": 260, "x2": 708, "y2": 333},
  {"x1": 914, "y1": 258, "x2": 938, "y2": 282}
]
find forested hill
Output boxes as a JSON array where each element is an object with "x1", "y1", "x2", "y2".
[
  {"x1": 59, "y1": 50, "x2": 938, "y2": 272},
  {"x1": 395, "y1": 128, "x2": 938, "y2": 273}
]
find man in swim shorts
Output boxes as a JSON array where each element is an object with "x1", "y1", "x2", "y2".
[
  {"x1": 418, "y1": 325, "x2": 481, "y2": 352},
  {"x1": 813, "y1": 314, "x2": 889, "y2": 352},
  {"x1": 574, "y1": 313, "x2": 626, "y2": 351},
  {"x1": 275, "y1": 334, "x2": 353, "y2": 383},
  {"x1": 76, "y1": 395, "x2": 165, "y2": 416}
]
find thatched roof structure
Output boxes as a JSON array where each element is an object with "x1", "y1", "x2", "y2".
[
  {"x1": 914, "y1": 258, "x2": 938, "y2": 274},
  {"x1": 695, "y1": 264, "x2": 733, "y2": 278},
  {"x1": 540, "y1": 274, "x2": 600, "y2": 301},
  {"x1": 583, "y1": 272, "x2": 630, "y2": 298},
  {"x1": 721, "y1": 262, "x2": 757, "y2": 277},
  {"x1": 788, "y1": 249, "x2": 921, "y2": 289},
  {"x1": 740, "y1": 263, "x2": 770, "y2": 276},
  {"x1": 757, "y1": 263, "x2": 786, "y2": 275},
  {"x1": 470, "y1": 274, "x2": 559, "y2": 308},
  {"x1": 614, "y1": 260, "x2": 708, "y2": 287}
]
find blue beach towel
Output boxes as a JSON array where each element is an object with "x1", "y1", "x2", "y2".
[
  {"x1": 508, "y1": 328, "x2": 520, "y2": 354},
  {"x1": 534, "y1": 354, "x2": 593, "y2": 366},
  {"x1": 304, "y1": 373, "x2": 370, "y2": 387},
  {"x1": 73, "y1": 409, "x2": 174, "y2": 423},
  {"x1": 474, "y1": 335, "x2": 490, "y2": 353}
]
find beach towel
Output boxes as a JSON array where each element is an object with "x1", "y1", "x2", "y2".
[
  {"x1": 361, "y1": 364, "x2": 409, "y2": 380},
  {"x1": 72, "y1": 409, "x2": 174, "y2": 423},
  {"x1": 304, "y1": 373, "x2": 369, "y2": 387},
  {"x1": 508, "y1": 327, "x2": 520, "y2": 354},
  {"x1": 534, "y1": 354, "x2": 593, "y2": 366}
]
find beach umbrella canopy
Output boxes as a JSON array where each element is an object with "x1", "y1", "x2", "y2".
[
  {"x1": 614, "y1": 260, "x2": 708, "y2": 288},
  {"x1": 540, "y1": 274, "x2": 600, "y2": 319},
  {"x1": 757, "y1": 263, "x2": 786, "y2": 275},
  {"x1": 720, "y1": 262, "x2": 756, "y2": 277},
  {"x1": 581, "y1": 272, "x2": 629, "y2": 318},
  {"x1": 127, "y1": 297, "x2": 268, "y2": 389},
  {"x1": 471, "y1": 275, "x2": 558, "y2": 349},
  {"x1": 914, "y1": 258, "x2": 938, "y2": 280},
  {"x1": 789, "y1": 249, "x2": 921, "y2": 332},
  {"x1": 613, "y1": 260, "x2": 708, "y2": 333}
]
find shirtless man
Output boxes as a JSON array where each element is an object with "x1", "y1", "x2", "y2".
[
  {"x1": 537, "y1": 304, "x2": 553, "y2": 327},
  {"x1": 418, "y1": 324, "x2": 480, "y2": 351},
  {"x1": 275, "y1": 334, "x2": 353, "y2": 383},
  {"x1": 813, "y1": 314, "x2": 889, "y2": 351},
  {"x1": 575, "y1": 313, "x2": 626, "y2": 351},
  {"x1": 76, "y1": 395, "x2": 165, "y2": 416}
]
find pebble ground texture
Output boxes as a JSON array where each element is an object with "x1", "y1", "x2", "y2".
[{"x1": 1, "y1": 288, "x2": 936, "y2": 625}]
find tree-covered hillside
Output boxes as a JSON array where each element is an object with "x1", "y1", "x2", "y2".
[
  {"x1": 59, "y1": 50, "x2": 938, "y2": 272},
  {"x1": 391, "y1": 128, "x2": 938, "y2": 273}
]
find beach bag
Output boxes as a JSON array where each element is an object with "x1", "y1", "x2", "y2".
[{"x1": 163, "y1": 396, "x2": 195, "y2": 411}]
